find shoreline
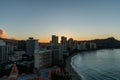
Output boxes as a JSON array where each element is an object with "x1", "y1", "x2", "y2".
[{"x1": 66, "y1": 54, "x2": 82, "y2": 80}]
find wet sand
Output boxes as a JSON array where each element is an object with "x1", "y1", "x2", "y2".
[{"x1": 66, "y1": 54, "x2": 82, "y2": 80}]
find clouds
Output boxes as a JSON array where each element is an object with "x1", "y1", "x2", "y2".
[{"x1": 0, "y1": 29, "x2": 10, "y2": 38}]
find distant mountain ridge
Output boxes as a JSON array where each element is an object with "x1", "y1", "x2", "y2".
[{"x1": 79, "y1": 37, "x2": 120, "y2": 49}]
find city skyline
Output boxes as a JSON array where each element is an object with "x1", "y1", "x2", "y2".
[{"x1": 0, "y1": 0, "x2": 120, "y2": 42}]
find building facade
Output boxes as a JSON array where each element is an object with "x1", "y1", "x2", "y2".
[
  {"x1": 26, "y1": 37, "x2": 39, "y2": 54},
  {"x1": 51, "y1": 35, "x2": 61, "y2": 65},
  {"x1": 0, "y1": 40, "x2": 9, "y2": 64},
  {"x1": 34, "y1": 50, "x2": 52, "y2": 69},
  {"x1": 52, "y1": 35, "x2": 58, "y2": 45},
  {"x1": 67, "y1": 38, "x2": 74, "y2": 50},
  {"x1": 61, "y1": 36, "x2": 67, "y2": 50}
]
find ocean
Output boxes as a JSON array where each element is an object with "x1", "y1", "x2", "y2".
[{"x1": 71, "y1": 49, "x2": 120, "y2": 80}]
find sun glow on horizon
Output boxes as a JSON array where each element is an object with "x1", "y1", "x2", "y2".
[{"x1": 11, "y1": 35, "x2": 120, "y2": 43}]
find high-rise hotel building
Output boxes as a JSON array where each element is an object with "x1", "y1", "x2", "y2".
[
  {"x1": 0, "y1": 40, "x2": 9, "y2": 64},
  {"x1": 26, "y1": 37, "x2": 39, "y2": 54}
]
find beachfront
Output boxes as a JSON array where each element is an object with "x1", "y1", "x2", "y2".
[{"x1": 66, "y1": 55, "x2": 82, "y2": 80}]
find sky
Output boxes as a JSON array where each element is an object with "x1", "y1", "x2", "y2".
[{"x1": 0, "y1": 0, "x2": 120, "y2": 42}]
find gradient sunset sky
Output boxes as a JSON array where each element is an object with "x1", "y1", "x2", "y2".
[{"x1": 0, "y1": 0, "x2": 120, "y2": 42}]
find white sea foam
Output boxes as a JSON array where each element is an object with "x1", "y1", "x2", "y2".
[{"x1": 71, "y1": 55, "x2": 86, "y2": 80}]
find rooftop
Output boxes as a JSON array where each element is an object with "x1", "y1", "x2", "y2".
[{"x1": 35, "y1": 50, "x2": 52, "y2": 54}]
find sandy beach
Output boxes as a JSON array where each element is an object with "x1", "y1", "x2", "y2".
[{"x1": 66, "y1": 54, "x2": 82, "y2": 80}]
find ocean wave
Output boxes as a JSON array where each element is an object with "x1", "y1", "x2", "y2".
[
  {"x1": 70, "y1": 49, "x2": 120, "y2": 80},
  {"x1": 71, "y1": 55, "x2": 86, "y2": 80}
]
